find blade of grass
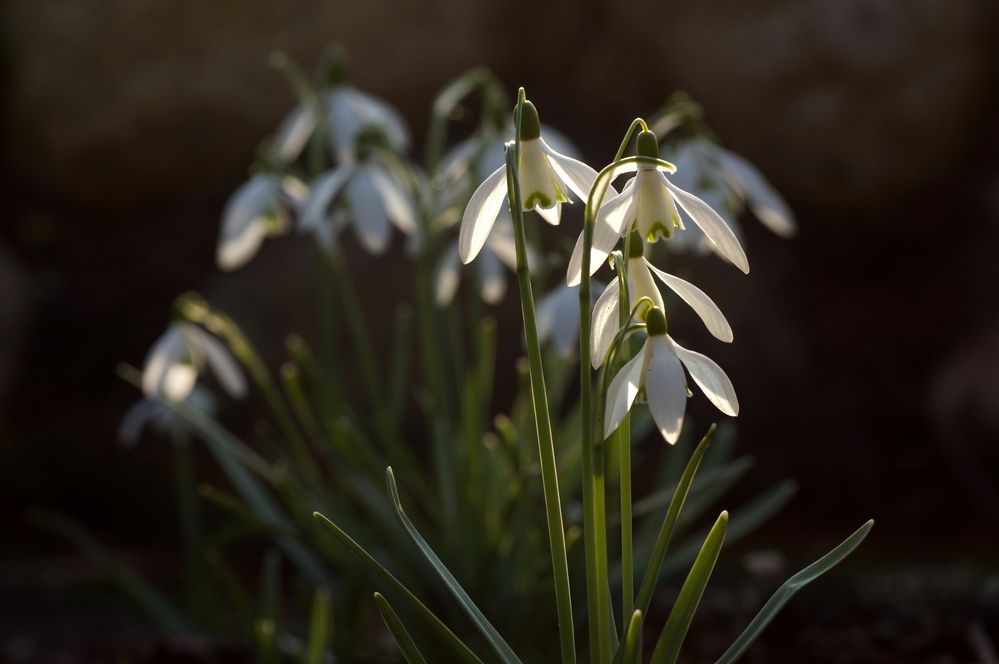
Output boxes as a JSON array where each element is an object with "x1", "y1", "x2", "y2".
[
  {"x1": 307, "y1": 587, "x2": 331, "y2": 664},
  {"x1": 611, "y1": 610, "x2": 643, "y2": 664},
  {"x1": 386, "y1": 467, "x2": 523, "y2": 664},
  {"x1": 635, "y1": 425, "x2": 715, "y2": 617},
  {"x1": 312, "y1": 511, "x2": 482, "y2": 664},
  {"x1": 716, "y1": 519, "x2": 874, "y2": 664},
  {"x1": 649, "y1": 511, "x2": 728, "y2": 664},
  {"x1": 374, "y1": 592, "x2": 429, "y2": 664}
]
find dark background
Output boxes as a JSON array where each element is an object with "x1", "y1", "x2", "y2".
[{"x1": 1, "y1": 1, "x2": 998, "y2": 661}]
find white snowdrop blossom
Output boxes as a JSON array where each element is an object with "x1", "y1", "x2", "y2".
[
  {"x1": 118, "y1": 387, "x2": 216, "y2": 447},
  {"x1": 536, "y1": 281, "x2": 603, "y2": 358},
  {"x1": 142, "y1": 322, "x2": 247, "y2": 404},
  {"x1": 459, "y1": 101, "x2": 601, "y2": 264},
  {"x1": 217, "y1": 173, "x2": 308, "y2": 271},
  {"x1": 274, "y1": 84, "x2": 410, "y2": 165},
  {"x1": 299, "y1": 156, "x2": 418, "y2": 255},
  {"x1": 591, "y1": 240, "x2": 732, "y2": 368},
  {"x1": 436, "y1": 211, "x2": 535, "y2": 306},
  {"x1": 666, "y1": 136, "x2": 795, "y2": 255},
  {"x1": 605, "y1": 307, "x2": 738, "y2": 444},
  {"x1": 567, "y1": 129, "x2": 749, "y2": 286}
]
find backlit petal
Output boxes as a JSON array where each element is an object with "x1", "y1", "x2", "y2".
[
  {"x1": 346, "y1": 166, "x2": 391, "y2": 254},
  {"x1": 644, "y1": 259, "x2": 733, "y2": 342},
  {"x1": 459, "y1": 165, "x2": 508, "y2": 263},
  {"x1": 646, "y1": 336, "x2": 688, "y2": 444},
  {"x1": 591, "y1": 277, "x2": 621, "y2": 368},
  {"x1": 664, "y1": 178, "x2": 750, "y2": 274},
  {"x1": 670, "y1": 338, "x2": 739, "y2": 416},
  {"x1": 604, "y1": 341, "x2": 647, "y2": 438}
]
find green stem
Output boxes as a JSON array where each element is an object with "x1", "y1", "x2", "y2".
[
  {"x1": 579, "y1": 118, "x2": 648, "y2": 664},
  {"x1": 508, "y1": 89, "x2": 576, "y2": 664},
  {"x1": 615, "y1": 243, "x2": 635, "y2": 630}
]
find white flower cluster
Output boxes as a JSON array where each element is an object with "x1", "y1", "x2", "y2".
[{"x1": 459, "y1": 102, "x2": 794, "y2": 443}]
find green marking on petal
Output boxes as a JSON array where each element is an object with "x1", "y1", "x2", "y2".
[
  {"x1": 524, "y1": 192, "x2": 553, "y2": 209},
  {"x1": 646, "y1": 222, "x2": 672, "y2": 242}
]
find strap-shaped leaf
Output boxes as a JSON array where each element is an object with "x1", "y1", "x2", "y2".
[
  {"x1": 610, "y1": 610, "x2": 643, "y2": 664},
  {"x1": 386, "y1": 467, "x2": 523, "y2": 664},
  {"x1": 635, "y1": 425, "x2": 715, "y2": 616},
  {"x1": 650, "y1": 511, "x2": 728, "y2": 664},
  {"x1": 715, "y1": 519, "x2": 874, "y2": 664},
  {"x1": 306, "y1": 588, "x2": 331, "y2": 664},
  {"x1": 374, "y1": 592, "x2": 429, "y2": 664},
  {"x1": 312, "y1": 512, "x2": 482, "y2": 664}
]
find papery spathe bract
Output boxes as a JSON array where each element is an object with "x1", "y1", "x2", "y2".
[
  {"x1": 299, "y1": 156, "x2": 418, "y2": 255},
  {"x1": 142, "y1": 322, "x2": 247, "y2": 404},
  {"x1": 458, "y1": 100, "x2": 601, "y2": 264},
  {"x1": 217, "y1": 173, "x2": 308, "y2": 271},
  {"x1": 605, "y1": 307, "x2": 738, "y2": 444}
]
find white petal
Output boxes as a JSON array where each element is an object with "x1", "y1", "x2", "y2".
[
  {"x1": 349, "y1": 87, "x2": 411, "y2": 150},
  {"x1": 367, "y1": 165, "x2": 417, "y2": 235},
  {"x1": 566, "y1": 179, "x2": 637, "y2": 286},
  {"x1": 217, "y1": 176, "x2": 281, "y2": 271},
  {"x1": 540, "y1": 139, "x2": 599, "y2": 203},
  {"x1": 327, "y1": 86, "x2": 410, "y2": 161},
  {"x1": 644, "y1": 259, "x2": 733, "y2": 343},
  {"x1": 718, "y1": 148, "x2": 796, "y2": 237},
  {"x1": 184, "y1": 326, "x2": 247, "y2": 399},
  {"x1": 142, "y1": 326, "x2": 184, "y2": 397},
  {"x1": 645, "y1": 336, "x2": 688, "y2": 444},
  {"x1": 604, "y1": 341, "x2": 647, "y2": 438},
  {"x1": 629, "y1": 257, "x2": 666, "y2": 312},
  {"x1": 346, "y1": 166, "x2": 391, "y2": 254},
  {"x1": 162, "y1": 364, "x2": 198, "y2": 403},
  {"x1": 300, "y1": 168, "x2": 350, "y2": 232},
  {"x1": 478, "y1": 247, "x2": 507, "y2": 304},
  {"x1": 459, "y1": 165, "x2": 508, "y2": 263},
  {"x1": 518, "y1": 139, "x2": 562, "y2": 209},
  {"x1": 434, "y1": 241, "x2": 462, "y2": 306},
  {"x1": 551, "y1": 286, "x2": 580, "y2": 357},
  {"x1": 664, "y1": 178, "x2": 750, "y2": 274},
  {"x1": 484, "y1": 211, "x2": 520, "y2": 268},
  {"x1": 670, "y1": 338, "x2": 739, "y2": 416},
  {"x1": 274, "y1": 103, "x2": 317, "y2": 164},
  {"x1": 590, "y1": 276, "x2": 621, "y2": 369},
  {"x1": 534, "y1": 200, "x2": 561, "y2": 225}
]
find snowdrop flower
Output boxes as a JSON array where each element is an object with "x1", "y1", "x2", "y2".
[
  {"x1": 436, "y1": 212, "x2": 535, "y2": 305},
  {"x1": 119, "y1": 387, "x2": 216, "y2": 447},
  {"x1": 536, "y1": 281, "x2": 603, "y2": 357},
  {"x1": 605, "y1": 307, "x2": 738, "y2": 444},
  {"x1": 299, "y1": 153, "x2": 418, "y2": 255},
  {"x1": 274, "y1": 82, "x2": 410, "y2": 165},
  {"x1": 666, "y1": 136, "x2": 795, "y2": 255},
  {"x1": 459, "y1": 100, "x2": 600, "y2": 263},
  {"x1": 217, "y1": 173, "x2": 308, "y2": 271},
  {"x1": 142, "y1": 321, "x2": 247, "y2": 404},
  {"x1": 591, "y1": 234, "x2": 732, "y2": 368},
  {"x1": 568, "y1": 129, "x2": 749, "y2": 286}
]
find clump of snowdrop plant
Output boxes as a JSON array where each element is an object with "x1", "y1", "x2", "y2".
[{"x1": 117, "y1": 51, "x2": 873, "y2": 664}]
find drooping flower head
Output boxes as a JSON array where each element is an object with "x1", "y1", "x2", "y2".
[
  {"x1": 605, "y1": 306, "x2": 738, "y2": 444},
  {"x1": 459, "y1": 100, "x2": 600, "y2": 264},
  {"x1": 567, "y1": 128, "x2": 749, "y2": 286},
  {"x1": 142, "y1": 321, "x2": 247, "y2": 404},
  {"x1": 216, "y1": 172, "x2": 308, "y2": 271}
]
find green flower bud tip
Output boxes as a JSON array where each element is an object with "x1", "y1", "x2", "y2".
[
  {"x1": 627, "y1": 230, "x2": 645, "y2": 258},
  {"x1": 517, "y1": 101, "x2": 542, "y2": 141},
  {"x1": 645, "y1": 306, "x2": 668, "y2": 336},
  {"x1": 636, "y1": 129, "x2": 660, "y2": 159}
]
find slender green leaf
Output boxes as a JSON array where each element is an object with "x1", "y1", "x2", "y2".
[
  {"x1": 307, "y1": 587, "x2": 331, "y2": 664},
  {"x1": 611, "y1": 610, "x2": 643, "y2": 664},
  {"x1": 28, "y1": 510, "x2": 189, "y2": 637},
  {"x1": 255, "y1": 618, "x2": 278, "y2": 664},
  {"x1": 716, "y1": 519, "x2": 874, "y2": 664},
  {"x1": 635, "y1": 425, "x2": 715, "y2": 616},
  {"x1": 312, "y1": 512, "x2": 482, "y2": 664},
  {"x1": 386, "y1": 467, "x2": 523, "y2": 664},
  {"x1": 650, "y1": 511, "x2": 728, "y2": 664},
  {"x1": 374, "y1": 592, "x2": 429, "y2": 664}
]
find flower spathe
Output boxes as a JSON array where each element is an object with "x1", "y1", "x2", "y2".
[
  {"x1": 591, "y1": 247, "x2": 732, "y2": 368},
  {"x1": 567, "y1": 129, "x2": 749, "y2": 286},
  {"x1": 458, "y1": 101, "x2": 601, "y2": 264},
  {"x1": 216, "y1": 173, "x2": 308, "y2": 271},
  {"x1": 299, "y1": 155, "x2": 418, "y2": 255},
  {"x1": 605, "y1": 307, "x2": 738, "y2": 444},
  {"x1": 142, "y1": 322, "x2": 247, "y2": 404}
]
